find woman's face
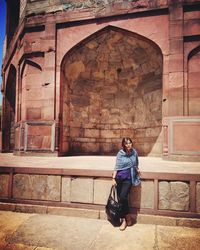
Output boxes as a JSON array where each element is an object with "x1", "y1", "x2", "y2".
[{"x1": 124, "y1": 141, "x2": 133, "y2": 151}]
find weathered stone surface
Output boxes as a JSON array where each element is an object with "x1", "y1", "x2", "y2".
[
  {"x1": 13, "y1": 174, "x2": 61, "y2": 201},
  {"x1": 176, "y1": 218, "x2": 200, "y2": 228},
  {"x1": 63, "y1": 27, "x2": 162, "y2": 155},
  {"x1": 0, "y1": 175, "x2": 9, "y2": 198},
  {"x1": 137, "y1": 214, "x2": 176, "y2": 227},
  {"x1": 129, "y1": 181, "x2": 154, "y2": 209},
  {"x1": 94, "y1": 179, "x2": 112, "y2": 205},
  {"x1": 48, "y1": 206, "x2": 99, "y2": 219},
  {"x1": 26, "y1": 124, "x2": 52, "y2": 150},
  {"x1": 196, "y1": 182, "x2": 200, "y2": 213},
  {"x1": 15, "y1": 204, "x2": 47, "y2": 214},
  {"x1": 159, "y1": 181, "x2": 189, "y2": 211},
  {"x1": 159, "y1": 181, "x2": 170, "y2": 209},
  {"x1": 61, "y1": 177, "x2": 71, "y2": 202},
  {"x1": 70, "y1": 178, "x2": 94, "y2": 203}
]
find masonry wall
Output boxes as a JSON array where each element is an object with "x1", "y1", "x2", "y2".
[
  {"x1": 0, "y1": 170, "x2": 200, "y2": 218},
  {"x1": 1, "y1": 0, "x2": 200, "y2": 159}
]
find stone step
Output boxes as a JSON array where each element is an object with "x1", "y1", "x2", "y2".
[{"x1": 0, "y1": 202, "x2": 200, "y2": 228}]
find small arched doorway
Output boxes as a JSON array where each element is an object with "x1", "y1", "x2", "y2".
[
  {"x1": 60, "y1": 26, "x2": 163, "y2": 156},
  {"x1": 3, "y1": 65, "x2": 16, "y2": 152}
]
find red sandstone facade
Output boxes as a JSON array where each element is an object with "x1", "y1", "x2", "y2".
[{"x1": 1, "y1": 0, "x2": 200, "y2": 160}]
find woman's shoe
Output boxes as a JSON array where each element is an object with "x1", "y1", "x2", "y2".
[
  {"x1": 125, "y1": 214, "x2": 132, "y2": 226},
  {"x1": 119, "y1": 218, "x2": 127, "y2": 231}
]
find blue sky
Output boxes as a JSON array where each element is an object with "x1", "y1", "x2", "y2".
[{"x1": 0, "y1": 0, "x2": 6, "y2": 105}]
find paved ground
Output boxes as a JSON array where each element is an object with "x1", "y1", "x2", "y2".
[
  {"x1": 1, "y1": 153, "x2": 200, "y2": 174},
  {"x1": 0, "y1": 211, "x2": 200, "y2": 250}
]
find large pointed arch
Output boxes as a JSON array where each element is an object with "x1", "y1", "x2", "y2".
[{"x1": 59, "y1": 25, "x2": 163, "y2": 156}]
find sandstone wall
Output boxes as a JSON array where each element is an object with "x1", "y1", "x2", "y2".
[
  {"x1": 1, "y1": 173, "x2": 200, "y2": 214},
  {"x1": 25, "y1": 0, "x2": 169, "y2": 17}
]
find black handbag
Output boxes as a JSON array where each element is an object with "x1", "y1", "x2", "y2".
[{"x1": 105, "y1": 185, "x2": 122, "y2": 227}]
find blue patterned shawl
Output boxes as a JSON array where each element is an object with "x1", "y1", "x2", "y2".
[{"x1": 115, "y1": 149, "x2": 141, "y2": 186}]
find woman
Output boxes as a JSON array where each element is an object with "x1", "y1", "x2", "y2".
[{"x1": 112, "y1": 137, "x2": 141, "y2": 231}]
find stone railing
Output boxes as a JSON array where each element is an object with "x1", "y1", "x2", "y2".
[{"x1": 0, "y1": 167, "x2": 199, "y2": 219}]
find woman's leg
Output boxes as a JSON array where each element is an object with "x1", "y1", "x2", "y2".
[
  {"x1": 117, "y1": 180, "x2": 132, "y2": 218},
  {"x1": 116, "y1": 179, "x2": 132, "y2": 230}
]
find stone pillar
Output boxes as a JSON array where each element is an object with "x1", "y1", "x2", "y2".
[
  {"x1": 42, "y1": 22, "x2": 56, "y2": 121},
  {"x1": 168, "y1": 2, "x2": 184, "y2": 116}
]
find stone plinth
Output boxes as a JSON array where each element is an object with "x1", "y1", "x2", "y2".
[{"x1": 0, "y1": 163, "x2": 200, "y2": 219}]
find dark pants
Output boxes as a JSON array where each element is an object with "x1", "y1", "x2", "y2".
[{"x1": 116, "y1": 179, "x2": 132, "y2": 218}]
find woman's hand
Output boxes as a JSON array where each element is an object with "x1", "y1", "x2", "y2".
[
  {"x1": 136, "y1": 168, "x2": 141, "y2": 176},
  {"x1": 112, "y1": 171, "x2": 117, "y2": 185},
  {"x1": 112, "y1": 178, "x2": 117, "y2": 186}
]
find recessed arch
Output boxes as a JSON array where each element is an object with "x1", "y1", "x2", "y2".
[
  {"x1": 187, "y1": 45, "x2": 200, "y2": 116},
  {"x1": 60, "y1": 25, "x2": 163, "y2": 156},
  {"x1": 21, "y1": 59, "x2": 42, "y2": 79},
  {"x1": 20, "y1": 58, "x2": 44, "y2": 120},
  {"x1": 3, "y1": 64, "x2": 17, "y2": 152}
]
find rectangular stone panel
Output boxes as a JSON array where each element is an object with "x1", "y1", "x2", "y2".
[
  {"x1": 71, "y1": 178, "x2": 94, "y2": 203},
  {"x1": 0, "y1": 174, "x2": 9, "y2": 198},
  {"x1": 13, "y1": 174, "x2": 61, "y2": 201},
  {"x1": 26, "y1": 108, "x2": 41, "y2": 120},
  {"x1": 172, "y1": 122, "x2": 200, "y2": 154},
  {"x1": 93, "y1": 179, "x2": 112, "y2": 205},
  {"x1": 184, "y1": 19, "x2": 200, "y2": 36},
  {"x1": 159, "y1": 181, "x2": 170, "y2": 209},
  {"x1": 159, "y1": 181, "x2": 189, "y2": 211},
  {"x1": 25, "y1": 123, "x2": 53, "y2": 151},
  {"x1": 14, "y1": 126, "x2": 20, "y2": 150},
  {"x1": 61, "y1": 177, "x2": 71, "y2": 202},
  {"x1": 129, "y1": 180, "x2": 154, "y2": 209}
]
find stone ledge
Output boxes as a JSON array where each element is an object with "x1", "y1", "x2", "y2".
[
  {"x1": 47, "y1": 206, "x2": 99, "y2": 219},
  {"x1": 0, "y1": 202, "x2": 199, "y2": 228}
]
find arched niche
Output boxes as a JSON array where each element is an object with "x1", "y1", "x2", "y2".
[
  {"x1": 188, "y1": 46, "x2": 200, "y2": 116},
  {"x1": 60, "y1": 26, "x2": 163, "y2": 156},
  {"x1": 3, "y1": 64, "x2": 17, "y2": 152},
  {"x1": 21, "y1": 59, "x2": 43, "y2": 120}
]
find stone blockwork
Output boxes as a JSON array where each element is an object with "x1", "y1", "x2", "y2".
[
  {"x1": 13, "y1": 174, "x2": 61, "y2": 201},
  {"x1": 0, "y1": 171, "x2": 200, "y2": 218},
  {"x1": 94, "y1": 179, "x2": 112, "y2": 205},
  {"x1": 62, "y1": 27, "x2": 162, "y2": 156},
  {"x1": 2, "y1": 0, "x2": 200, "y2": 160},
  {"x1": 70, "y1": 177, "x2": 94, "y2": 203},
  {"x1": 159, "y1": 181, "x2": 189, "y2": 211},
  {"x1": 129, "y1": 180, "x2": 154, "y2": 209}
]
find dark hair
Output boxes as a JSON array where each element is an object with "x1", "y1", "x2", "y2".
[{"x1": 121, "y1": 137, "x2": 133, "y2": 152}]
